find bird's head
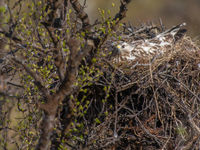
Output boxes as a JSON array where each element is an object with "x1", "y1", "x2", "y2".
[
  {"x1": 109, "y1": 42, "x2": 136, "y2": 61},
  {"x1": 111, "y1": 42, "x2": 133, "y2": 55}
]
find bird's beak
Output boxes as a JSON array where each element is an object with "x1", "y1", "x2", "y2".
[{"x1": 117, "y1": 45, "x2": 121, "y2": 49}]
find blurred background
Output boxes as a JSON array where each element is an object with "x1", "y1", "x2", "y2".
[{"x1": 80, "y1": 0, "x2": 200, "y2": 39}]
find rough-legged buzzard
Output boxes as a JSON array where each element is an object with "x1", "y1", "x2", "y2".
[{"x1": 110, "y1": 23, "x2": 187, "y2": 62}]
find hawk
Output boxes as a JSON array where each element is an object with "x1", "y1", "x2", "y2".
[{"x1": 110, "y1": 23, "x2": 187, "y2": 63}]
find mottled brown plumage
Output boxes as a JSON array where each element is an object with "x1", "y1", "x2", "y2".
[{"x1": 111, "y1": 23, "x2": 187, "y2": 62}]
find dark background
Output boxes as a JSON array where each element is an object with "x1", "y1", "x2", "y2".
[{"x1": 81, "y1": 0, "x2": 200, "y2": 39}]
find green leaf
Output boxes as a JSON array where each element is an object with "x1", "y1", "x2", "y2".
[
  {"x1": 95, "y1": 118, "x2": 101, "y2": 124},
  {"x1": 92, "y1": 58, "x2": 97, "y2": 63},
  {"x1": 0, "y1": 6, "x2": 6, "y2": 14}
]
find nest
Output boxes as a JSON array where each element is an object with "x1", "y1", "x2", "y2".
[{"x1": 66, "y1": 28, "x2": 200, "y2": 149}]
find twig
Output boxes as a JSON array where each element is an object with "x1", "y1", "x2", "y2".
[
  {"x1": 70, "y1": 0, "x2": 90, "y2": 30},
  {"x1": 160, "y1": 73, "x2": 200, "y2": 102},
  {"x1": 12, "y1": 58, "x2": 49, "y2": 98},
  {"x1": 135, "y1": 116, "x2": 162, "y2": 146}
]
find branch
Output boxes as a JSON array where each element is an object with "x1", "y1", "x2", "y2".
[
  {"x1": 36, "y1": 1, "x2": 132, "y2": 149},
  {"x1": 113, "y1": 0, "x2": 132, "y2": 24},
  {"x1": 70, "y1": 0, "x2": 90, "y2": 30},
  {"x1": 41, "y1": 22, "x2": 67, "y2": 82},
  {"x1": 41, "y1": 0, "x2": 63, "y2": 28},
  {"x1": 36, "y1": 38, "x2": 81, "y2": 149},
  {"x1": 59, "y1": 38, "x2": 94, "y2": 94},
  {"x1": 35, "y1": 112, "x2": 55, "y2": 150},
  {"x1": 41, "y1": 23, "x2": 57, "y2": 46},
  {"x1": 36, "y1": 38, "x2": 95, "y2": 150},
  {"x1": 0, "y1": 29, "x2": 21, "y2": 43},
  {"x1": 85, "y1": 0, "x2": 132, "y2": 66},
  {"x1": 99, "y1": 0, "x2": 132, "y2": 45},
  {"x1": 41, "y1": 1, "x2": 65, "y2": 81},
  {"x1": 12, "y1": 58, "x2": 50, "y2": 99},
  {"x1": 7, "y1": 81, "x2": 24, "y2": 88},
  {"x1": 0, "y1": 91, "x2": 20, "y2": 98},
  {"x1": 135, "y1": 116, "x2": 162, "y2": 146},
  {"x1": 42, "y1": 23, "x2": 65, "y2": 81}
]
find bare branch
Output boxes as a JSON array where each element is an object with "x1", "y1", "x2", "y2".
[{"x1": 70, "y1": 0, "x2": 90, "y2": 30}]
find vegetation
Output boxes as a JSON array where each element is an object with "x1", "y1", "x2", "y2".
[
  {"x1": 0, "y1": 0, "x2": 131, "y2": 149},
  {"x1": 0, "y1": 0, "x2": 200, "y2": 150}
]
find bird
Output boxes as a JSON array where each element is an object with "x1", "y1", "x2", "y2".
[{"x1": 110, "y1": 23, "x2": 187, "y2": 63}]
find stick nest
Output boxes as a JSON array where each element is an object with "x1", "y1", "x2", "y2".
[{"x1": 68, "y1": 28, "x2": 200, "y2": 150}]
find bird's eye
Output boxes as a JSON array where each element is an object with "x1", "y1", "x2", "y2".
[{"x1": 122, "y1": 45, "x2": 125, "y2": 48}]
